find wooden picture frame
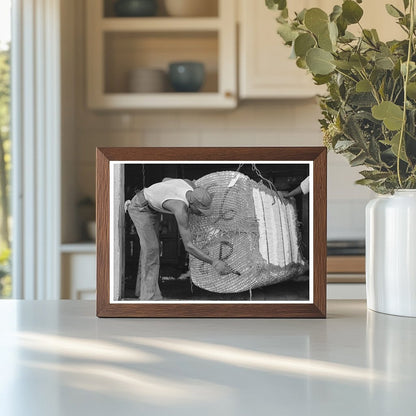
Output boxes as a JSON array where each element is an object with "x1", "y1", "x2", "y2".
[{"x1": 96, "y1": 147, "x2": 327, "y2": 318}]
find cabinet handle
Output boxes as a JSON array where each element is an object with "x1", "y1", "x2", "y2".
[{"x1": 224, "y1": 91, "x2": 234, "y2": 99}]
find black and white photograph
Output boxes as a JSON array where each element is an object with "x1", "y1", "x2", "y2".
[{"x1": 109, "y1": 161, "x2": 313, "y2": 303}]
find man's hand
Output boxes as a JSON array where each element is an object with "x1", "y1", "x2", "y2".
[
  {"x1": 124, "y1": 200, "x2": 131, "y2": 213},
  {"x1": 213, "y1": 260, "x2": 235, "y2": 275}
]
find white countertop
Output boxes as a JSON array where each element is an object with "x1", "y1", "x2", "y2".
[{"x1": 0, "y1": 300, "x2": 415, "y2": 415}]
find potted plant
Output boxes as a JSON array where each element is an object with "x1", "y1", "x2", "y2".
[{"x1": 266, "y1": 0, "x2": 416, "y2": 316}]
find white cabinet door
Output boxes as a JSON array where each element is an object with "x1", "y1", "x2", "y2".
[
  {"x1": 238, "y1": 0, "x2": 403, "y2": 99},
  {"x1": 239, "y1": 0, "x2": 326, "y2": 99},
  {"x1": 62, "y1": 253, "x2": 96, "y2": 300},
  {"x1": 357, "y1": 0, "x2": 404, "y2": 41}
]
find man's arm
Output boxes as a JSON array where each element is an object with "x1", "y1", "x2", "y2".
[
  {"x1": 174, "y1": 205, "x2": 215, "y2": 264},
  {"x1": 163, "y1": 200, "x2": 232, "y2": 274},
  {"x1": 284, "y1": 185, "x2": 302, "y2": 198}
]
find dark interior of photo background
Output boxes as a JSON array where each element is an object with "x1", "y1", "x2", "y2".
[{"x1": 123, "y1": 163, "x2": 309, "y2": 301}]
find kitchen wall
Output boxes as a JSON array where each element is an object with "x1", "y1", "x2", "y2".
[{"x1": 61, "y1": 0, "x2": 374, "y2": 243}]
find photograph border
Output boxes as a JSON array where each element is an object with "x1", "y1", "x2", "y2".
[{"x1": 96, "y1": 147, "x2": 327, "y2": 318}]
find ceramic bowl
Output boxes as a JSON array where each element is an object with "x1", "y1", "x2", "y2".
[
  {"x1": 114, "y1": 0, "x2": 158, "y2": 17},
  {"x1": 128, "y1": 68, "x2": 167, "y2": 93},
  {"x1": 168, "y1": 62, "x2": 205, "y2": 92}
]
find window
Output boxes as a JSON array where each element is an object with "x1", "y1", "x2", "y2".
[{"x1": 0, "y1": 0, "x2": 11, "y2": 298}]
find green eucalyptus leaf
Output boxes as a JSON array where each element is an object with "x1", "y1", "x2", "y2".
[
  {"x1": 344, "y1": 114, "x2": 367, "y2": 147},
  {"x1": 360, "y1": 170, "x2": 391, "y2": 180},
  {"x1": 334, "y1": 139, "x2": 355, "y2": 151},
  {"x1": 296, "y1": 57, "x2": 308, "y2": 69},
  {"x1": 350, "y1": 152, "x2": 368, "y2": 167},
  {"x1": 407, "y1": 82, "x2": 416, "y2": 99},
  {"x1": 330, "y1": 5, "x2": 343, "y2": 21},
  {"x1": 375, "y1": 55, "x2": 395, "y2": 70},
  {"x1": 371, "y1": 29, "x2": 380, "y2": 42},
  {"x1": 279, "y1": 0, "x2": 287, "y2": 10},
  {"x1": 356, "y1": 79, "x2": 372, "y2": 92},
  {"x1": 378, "y1": 78, "x2": 386, "y2": 100},
  {"x1": 369, "y1": 136, "x2": 382, "y2": 163},
  {"x1": 276, "y1": 14, "x2": 288, "y2": 24},
  {"x1": 342, "y1": 0, "x2": 364, "y2": 24},
  {"x1": 362, "y1": 29, "x2": 375, "y2": 45},
  {"x1": 306, "y1": 48, "x2": 335, "y2": 75},
  {"x1": 372, "y1": 101, "x2": 404, "y2": 130},
  {"x1": 328, "y1": 21, "x2": 338, "y2": 44},
  {"x1": 389, "y1": 132, "x2": 409, "y2": 162},
  {"x1": 355, "y1": 178, "x2": 377, "y2": 186},
  {"x1": 408, "y1": 109, "x2": 416, "y2": 137},
  {"x1": 304, "y1": 8, "x2": 329, "y2": 35},
  {"x1": 296, "y1": 8, "x2": 307, "y2": 23},
  {"x1": 266, "y1": 0, "x2": 287, "y2": 11},
  {"x1": 281, "y1": 7, "x2": 288, "y2": 19},
  {"x1": 333, "y1": 60, "x2": 353, "y2": 70},
  {"x1": 348, "y1": 92, "x2": 377, "y2": 107},
  {"x1": 277, "y1": 23, "x2": 299, "y2": 43},
  {"x1": 401, "y1": 61, "x2": 416, "y2": 76},
  {"x1": 339, "y1": 31, "x2": 356, "y2": 43},
  {"x1": 399, "y1": 14, "x2": 411, "y2": 29},
  {"x1": 329, "y1": 81, "x2": 341, "y2": 100},
  {"x1": 336, "y1": 15, "x2": 348, "y2": 36},
  {"x1": 380, "y1": 44, "x2": 393, "y2": 55},
  {"x1": 318, "y1": 27, "x2": 334, "y2": 52},
  {"x1": 313, "y1": 74, "x2": 332, "y2": 85},
  {"x1": 385, "y1": 4, "x2": 404, "y2": 18},
  {"x1": 294, "y1": 33, "x2": 316, "y2": 57},
  {"x1": 350, "y1": 54, "x2": 368, "y2": 70},
  {"x1": 403, "y1": 0, "x2": 409, "y2": 10}
]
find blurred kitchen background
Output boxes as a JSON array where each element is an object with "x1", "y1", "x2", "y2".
[{"x1": 3, "y1": 0, "x2": 403, "y2": 300}]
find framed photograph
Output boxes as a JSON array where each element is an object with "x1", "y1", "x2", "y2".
[{"x1": 96, "y1": 147, "x2": 327, "y2": 318}]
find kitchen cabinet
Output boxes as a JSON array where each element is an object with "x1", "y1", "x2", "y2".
[
  {"x1": 238, "y1": 0, "x2": 404, "y2": 99},
  {"x1": 61, "y1": 245, "x2": 96, "y2": 300},
  {"x1": 239, "y1": 0, "x2": 325, "y2": 99},
  {"x1": 86, "y1": 0, "x2": 237, "y2": 109}
]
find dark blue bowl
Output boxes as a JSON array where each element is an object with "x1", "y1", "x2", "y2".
[
  {"x1": 114, "y1": 0, "x2": 158, "y2": 17},
  {"x1": 168, "y1": 62, "x2": 205, "y2": 93}
]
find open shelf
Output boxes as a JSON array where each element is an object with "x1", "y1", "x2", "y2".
[
  {"x1": 101, "y1": 17, "x2": 221, "y2": 31},
  {"x1": 61, "y1": 243, "x2": 96, "y2": 253},
  {"x1": 87, "y1": 0, "x2": 236, "y2": 109},
  {"x1": 104, "y1": 31, "x2": 218, "y2": 94},
  {"x1": 90, "y1": 92, "x2": 235, "y2": 109}
]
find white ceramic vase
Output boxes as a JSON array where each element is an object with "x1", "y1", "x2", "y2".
[{"x1": 366, "y1": 190, "x2": 416, "y2": 317}]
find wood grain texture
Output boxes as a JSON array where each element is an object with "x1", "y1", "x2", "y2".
[
  {"x1": 96, "y1": 148, "x2": 110, "y2": 317},
  {"x1": 327, "y1": 256, "x2": 365, "y2": 274},
  {"x1": 96, "y1": 147, "x2": 327, "y2": 318},
  {"x1": 313, "y1": 148, "x2": 327, "y2": 318}
]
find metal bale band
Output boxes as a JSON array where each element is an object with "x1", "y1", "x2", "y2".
[{"x1": 189, "y1": 171, "x2": 308, "y2": 294}]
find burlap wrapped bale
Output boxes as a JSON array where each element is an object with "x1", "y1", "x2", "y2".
[{"x1": 189, "y1": 171, "x2": 308, "y2": 293}]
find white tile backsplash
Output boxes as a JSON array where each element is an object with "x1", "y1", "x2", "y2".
[{"x1": 328, "y1": 199, "x2": 369, "y2": 240}]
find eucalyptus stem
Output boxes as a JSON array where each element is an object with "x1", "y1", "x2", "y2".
[
  {"x1": 359, "y1": 69, "x2": 381, "y2": 104},
  {"x1": 397, "y1": 0, "x2": 414, "y2": 188},
  {"x1": 334, "y1": 68, "x2": 358, "y2": 84}
]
